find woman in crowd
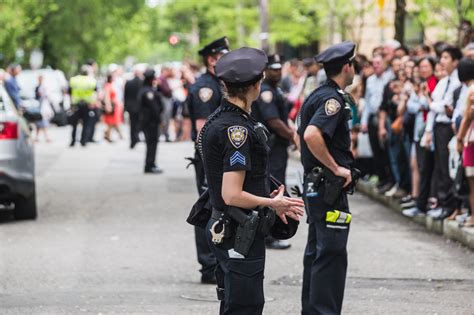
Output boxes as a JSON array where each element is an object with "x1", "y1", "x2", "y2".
[{"x1": 102, "y1": 74, "x2": 123, "y2": 142}]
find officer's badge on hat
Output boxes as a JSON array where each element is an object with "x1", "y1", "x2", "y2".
[
  {"x1": 325, "y1": 98, "x2": 341, "y2": 116},
  {"x1": 227, "y1": 125, "x2": 248, "y2": 149},
  {"x1": 261, "y1": 90, "x2": 273, "y2": 103},
  {"x1": 198, "y1": 87, "x2": 213, "y2": 103}
]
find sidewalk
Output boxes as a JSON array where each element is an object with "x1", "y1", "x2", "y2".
[{"x1": 357, "y1": 181, "x2": 474, "y2": 250}]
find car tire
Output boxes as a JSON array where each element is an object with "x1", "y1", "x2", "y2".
[{"x1": 14, "y1": 186, "x2": 37, "y2": 220}]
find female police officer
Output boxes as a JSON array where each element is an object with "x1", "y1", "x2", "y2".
[{"x1": 198, "y1": 47, "x2": 305, "y2": 314}]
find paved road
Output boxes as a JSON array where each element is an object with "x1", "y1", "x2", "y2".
[{"x1": 0, "y1": 126, "x2": 473, "y2": 314}]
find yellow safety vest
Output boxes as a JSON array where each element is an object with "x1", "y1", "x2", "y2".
[{"x1": 69, "y1": 75, "x2": 96, "y2": 104}]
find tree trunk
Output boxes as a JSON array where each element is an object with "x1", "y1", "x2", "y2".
[
  {"x1": 259, "y1": 0, "x2": 269, "y2": 53},
  {"x1": 394, "y1": 0, "x2": 406, "y2": 44}
]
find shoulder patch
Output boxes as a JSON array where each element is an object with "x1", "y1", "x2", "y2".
[
  {"x1": 146, "y1": 91, "x2": 154, "y2": 100},
  {"x1": 227, "y1": 125, "x2": 248, "y2": 149},
  {"x1": 199, "y1": 87, "x2": 213, "y2": 102},
  {"x1": 261, "y1": 90, "x2": 273, "y2": 103},
  {"x1": 324, "y1": 98, "x2": 341, "y2": 116}
]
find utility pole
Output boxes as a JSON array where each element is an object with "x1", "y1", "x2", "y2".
[{"x1": 259, "y1": 0, "x2": 269, "y2": 53}]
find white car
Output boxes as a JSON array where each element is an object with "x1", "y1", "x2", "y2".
[{"x1": 0, "y1": 84, "x2": 36, "y2": 220}]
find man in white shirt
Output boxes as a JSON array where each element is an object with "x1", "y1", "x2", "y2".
[{"x1": 424, "y1": 46, "x2": 462, "y2": 219}]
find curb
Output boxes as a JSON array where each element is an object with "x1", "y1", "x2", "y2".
[{"x1": 357, "y1": 181, "x2": 474, "y2": 250}]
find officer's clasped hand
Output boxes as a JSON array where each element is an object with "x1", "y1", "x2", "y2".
[{"x1": 270, "y1": 185, "x2": 305, "y2": 225}]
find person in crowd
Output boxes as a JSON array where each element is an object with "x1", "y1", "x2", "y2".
[
  {"x1": 424, "y1": 46, "x2": 462, "y2": 219},
  {"x1": 4, "y1": 64, "x2": 22, "y2": 109},
  {"x1": 102, "y1": 74, "x2": 124, "y2": 142},
  {"x1": 456, "y1": 57, "x2": 474, "y2": 227},
  {"x1": 34, "y1": 75, "x2": 52, "y2": 143},
  {"x1": 361, "y1": 55, "x2": 394, "y2": 193},
  {"x1": 158, "y1": 66, "x2": 174, "y2": 142},
  {"x1": 124, "y1": 64, "x2": 144, "y2": 149},
  {"x1": 85, "y1": 59, "x2": 101, "y2": 143}
]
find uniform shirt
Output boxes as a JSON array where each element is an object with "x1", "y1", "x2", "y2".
[
  {"x1": 201, "y1": 100, "x2": 270, "y2": 211},
  {"x1": 297, "y1": 79, "x2": 354, "y2": 174},
  {"x1": 186, "y1": 71, "x2": 222, "y2": 140},
  {"x1": 251, "y1": 81, "x2": 289, "y2": 145},
  {"x1": 124, "y1": 76, "x2": 143, "y2": 113},
  {"x1": 138, "y1": 85, "x2": 163, "y2": 123},
  {"x1": 425, "y1": 69, "x2": 461, "y2": 131},
  {"x1": 361, "y1": 71, "x2": 392, "y2": 126}
]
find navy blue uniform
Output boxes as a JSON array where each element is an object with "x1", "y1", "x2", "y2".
[
  {"x1": 186, "y1": 71, "x2": 222, "y2": 282},
  {"x1": 200, "y1": 100, "x2": 270, "y2": 315},
  {"x1": 252, "y1": 81, "x2": 289, "y2": 184},
  {"x1": 138, "y1": 86, "x2": 163, "y2": 171},
  {"x1": 297, "y1": 79, "x2": 354, "y2": 314}
]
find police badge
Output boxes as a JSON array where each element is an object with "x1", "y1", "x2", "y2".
[
  {"x1": 199, "y1": 87, "x2": 213, "y2": 102},
  {"x1": 227, "y1": 126, "x2": 248, "y2": 149},
  {"x1": 324, "y1": 98, "x2": 341, "y2": 116}
]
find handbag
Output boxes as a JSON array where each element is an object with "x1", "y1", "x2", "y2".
[
  {"x1": 391, "y1": 116, "x2": 404, "y2": 135},
  {"x1": 23, "y1": 106, "x2": 43, "y2": 122}
]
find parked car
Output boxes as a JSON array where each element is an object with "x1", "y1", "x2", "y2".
[
  {"x1": 0, "y1": 83, "x2": 36, "y2": 220},
  {"x1": 17, "y1": 68, "x2": 70, "y2": 126}
]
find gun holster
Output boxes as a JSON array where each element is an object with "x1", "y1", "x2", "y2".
[
  {"x1": 227, "y1": 207, "x2": 260, "y2": 256},
  {"x1": 322, "y1": 168, "x2": 346, "y2": 206}
]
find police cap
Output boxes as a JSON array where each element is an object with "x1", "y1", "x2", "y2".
[
  {"x1": 198, "y1": 37, "x2": 230, "y2": 57},
  {"x1": 215, "y1": 47, "x2": 268, "y2": 85},
  {"x1": 315, "y1": 41, "x2": 356, "y2": 66},
  {"x1": 267, "y1": 54, "x2": 283, "y2": 70}
]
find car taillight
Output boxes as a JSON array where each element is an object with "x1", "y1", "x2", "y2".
[{"x1": 0, "y1": 122, "x2": 18, "y2": 139}]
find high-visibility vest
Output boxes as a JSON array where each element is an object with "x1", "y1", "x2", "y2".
[{"x1": 69, "y1": 75, "x2": 96, "y2": 104}]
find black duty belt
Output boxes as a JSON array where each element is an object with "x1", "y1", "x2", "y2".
[{"x1": 211, "y1": 208, "x2": 224, "y2": 220}]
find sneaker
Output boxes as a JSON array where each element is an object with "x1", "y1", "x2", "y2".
[
  {"x1": 401, "y1": 200, "x2": 416, "y2": 209},
  {"x1": 402, "y1": 207, "x2": 426, "y2": 218},
  {"x1": 455, "y1": 213, "x2": 469, "y2": 224},
  {"x1": 384, "y1": 184, "x2": 398, "y2": 197},
  {"x1": 427, "y1": 208, "x2": 442, "y2": 218},
  {"x1": 393, "y1": 188, "x2": 408, "y2": 199},
  {"x1": 376, "y1": 182, "x2": 393, "y2": 194},
  {"x1": 400, "y1": 195, "x2": 413, "y2": 204}
]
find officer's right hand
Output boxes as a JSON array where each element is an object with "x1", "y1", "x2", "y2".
[
  {"x1": 270, "y1": 185, "x2": 305, "y2": 224},
  {"x1": 335, "y1": 166, "x2": 352, "y2": 188}
]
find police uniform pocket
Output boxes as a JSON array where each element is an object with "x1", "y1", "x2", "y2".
[
  {"x1": 227, "y1": 257, "x2": 265, "y2": 306},
  {"x1": 320, "y1": 210, "x2": 351, "y2": 254}
]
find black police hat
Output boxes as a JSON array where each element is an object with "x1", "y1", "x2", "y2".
[
  {"x1": 315, "y1": 41, "x2": 356, "y2": 66},
  {"x1": 267, "y1": 54, "x2": 283, "y2": 70},
  {"x1": 198, "y1": 37, "x2": 230, "y2": 57},
  {"x1": 215, "y1": 47, "x2": 268, "y2": 85}
]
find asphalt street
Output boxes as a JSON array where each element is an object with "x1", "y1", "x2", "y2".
[{"x1": 0, "y1": 125, "x2": 473, "y2": 315}]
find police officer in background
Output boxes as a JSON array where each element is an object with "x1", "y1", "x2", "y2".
[
  {"x1": 200, "y1": 47, "x2": 304, "y2": 314},
  {"x1": 186, "y1": 37, "x2": 230, "y2": 284},
  {"x1": 252, "y1": 54, "x2": 296, "y2": 250},
  {"x1": 69, "y1": 64, "x2": 97, "y2": 147},
  {"x1": 138, "y1": 69, "x2": 163, "y2": 174},
  {"x1": 124, "y1": 64, "x2": 144, "y2": 149},
  {"x1": 297, "y1": 41, "x2": 357, "y2": 314}
]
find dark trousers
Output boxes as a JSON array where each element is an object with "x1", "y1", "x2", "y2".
[
  {"x1": 206, "y1": 218, "x2": 266, "y2": 315},
  {"x1": 192, "y1": 148, "x2": 216, "y2": 278},
  {"x1": 416, "y1": 142, "x2": 435, "y2": 211},
  {"x1": 433, "y1": 123, "x2": 455, "y2": 208},
  {"x1": 269, "y1": 141, "x2": 288, "y2": 185},
  {"x1": 142, "y1": 122, "x2": 159, "y2": 170},
  {"x1": 86, "y1": 108, "x2": 99, "y2": 142},
  {"x1": 70, "y1": 102, "x2": 91, "y2": 145},
  {"x1": 302, "y1": 182, "x2": 349, "y2": 315},
  {"x1": 367, "y1": 115, "x2": 393, "y2": 185},
  {"x1": 129, "y1": 111, "x2": 141, "y2": 147}
]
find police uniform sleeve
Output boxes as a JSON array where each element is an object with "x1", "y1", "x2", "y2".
[
  {"x1": 192, "y1": 83, "x2": 217, "y2": 120},
  {"x1": 257, "y1": 90, "x2": 280, "y2": 121},
  {"x1": 308, "y1": 97, "x2": 343, "y2": 139},
  {"x1": 222, "y1": 125, "x2": 252, "y2": 172}
]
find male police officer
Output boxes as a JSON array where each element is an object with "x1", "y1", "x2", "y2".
[
  {"x1": 297, "y1": 41, "x2": 356, "y2": 314},
  {"x1": 252, "y1": 54, "x2": 296, "y2": 250},
  {"x1": 138, "y1": 69, "x2": 163, "y2": 174},
  {"x1": 186, "y1": 37, "x2": 230, "y2": 284},
  {"x1": 69, "y1": 65, "x2": 97, "y2": 147}
]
